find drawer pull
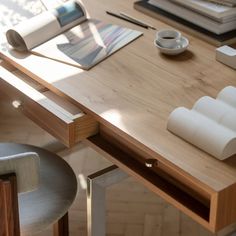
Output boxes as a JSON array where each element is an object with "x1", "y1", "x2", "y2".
[
  {"x1": 145, "y1": 159, "x2": 158, "y2": 168},
  {"x1": 12, "y1": 100, "x2": 22, "y2": 108}
]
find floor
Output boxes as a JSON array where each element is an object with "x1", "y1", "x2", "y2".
[{"x1": 1, "y1": 94, "x2": 236, "y2": 236}]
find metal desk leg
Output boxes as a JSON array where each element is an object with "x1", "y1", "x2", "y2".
[{"x1": 87, "y1": 165, "x2": 128, "y2": 236}]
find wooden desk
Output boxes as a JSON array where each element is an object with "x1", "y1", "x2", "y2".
[{"x1": 1, "y1": 0, "x2": 236, "y2": 233}]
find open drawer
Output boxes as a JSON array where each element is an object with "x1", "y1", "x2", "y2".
[
  {"x1": 0, "y1": 62, "x2": 98, "y2": 147},
  {"x1": 86, "y1": 125, "x2": 236, "y2": 233}
]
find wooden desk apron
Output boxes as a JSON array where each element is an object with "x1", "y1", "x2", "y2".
[{"x1": 1, "y1": 0, "x2": 236, "y2": 233}]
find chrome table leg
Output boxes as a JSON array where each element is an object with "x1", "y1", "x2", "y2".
[{"x1": 87, "y1": 165, "x2": 128, "y2": 236}]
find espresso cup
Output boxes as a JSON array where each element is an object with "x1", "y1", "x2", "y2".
[{"x1": 156, "y1": 29, "x2": 181, "y2": 49}]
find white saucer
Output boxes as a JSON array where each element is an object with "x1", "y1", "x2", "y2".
[{"x1": 154, "y1": 36, "x2": 189, "y2": 55}]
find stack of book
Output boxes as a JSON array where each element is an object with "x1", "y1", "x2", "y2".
[
  {"x1": 208, "y1": 0, "x2": 236, "y2": 7},
  {"x1": 148, "y1": 0, "x2": 236, "y2": 34},
  {"x1": 134, "y1": 0, "x2": 236, "y2": 45}
]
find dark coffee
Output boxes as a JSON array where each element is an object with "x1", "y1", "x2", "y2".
[{"x1": 162, "y1": 36, "x2": 175, "y2": 39}]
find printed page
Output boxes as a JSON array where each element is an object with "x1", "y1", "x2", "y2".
[
  {"x1": 6, "y1": 0, "x2": 86, "y2": 51},
  {"x1": 6, "y1": 12, "x2": 61, "y2": 51},
  {"x1": 31, "y1": 19, "x2": 143, "y2": 69}
]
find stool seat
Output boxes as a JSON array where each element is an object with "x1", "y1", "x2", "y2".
[{"x1": 0, "y1": 143, "x2": 77, "y2": 235}]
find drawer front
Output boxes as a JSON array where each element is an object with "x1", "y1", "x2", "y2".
[{"x1": 0, "y1": 66, "x2": 98, "y2": 147}]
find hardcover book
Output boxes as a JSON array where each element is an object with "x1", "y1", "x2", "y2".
[
  {"x1": 148, "y1": 0, "x2": 236, "y2": 34},
  {"x1": 208, "y1": 0, "x2": 236, "y2": 7},
  {"x1": 170, "y1": 0, "x2": 236, "y2": 23},
  {"x1": 134, "y1": 0, "x2": 236, "y2": 46}
]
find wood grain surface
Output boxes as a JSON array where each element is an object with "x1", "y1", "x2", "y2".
[
  {"x1": 1, "y1": 96, "x2": 236, "y2": 236},
  {"x1": 1, "y1": 0, "x2": 236, "y2": 232},
  {"x1": 1, "y1": 0, "x2": 236, "y2": 191}
]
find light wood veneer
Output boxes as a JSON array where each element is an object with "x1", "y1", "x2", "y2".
[{"x1": 1, "y1": 0, "x2": 236, "y2": 232}]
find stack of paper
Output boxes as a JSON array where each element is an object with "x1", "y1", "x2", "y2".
[{"x1": 148, "y1": 0, "x2": 236, "y2": 34}]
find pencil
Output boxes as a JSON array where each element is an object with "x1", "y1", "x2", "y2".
[
  {"x1": 120, "y1": 12, "x2": 156, "y2": 30},
  {"x1": 106, "y1": 11, "x2": 148, "y2": 29}
]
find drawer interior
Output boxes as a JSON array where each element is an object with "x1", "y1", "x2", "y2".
[
  {"x1": 85, "y1": 123, "x2": 217, "y2": 231},
  {"x1": 87, "y1": 134, "x2": 211, "y2": 221},
  {"x1": 0, "y1": 61, "x2": 98, "y2": 146}
]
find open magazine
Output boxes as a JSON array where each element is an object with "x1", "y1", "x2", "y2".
[
  {"x1": 6, "y1": 0, "x2": 143, "y2": 70},
  {"x1": 167, "y1": 86, "x2": 236, "y2": 160}
]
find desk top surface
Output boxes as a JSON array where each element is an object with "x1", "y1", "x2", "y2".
[{"x1": 1, "y1": 0, "x2": 236, "y2": 192}]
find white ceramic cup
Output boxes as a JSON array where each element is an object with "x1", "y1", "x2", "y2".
[{"x1": 155, "y1": 29, "x2": 181, "y2": 49}]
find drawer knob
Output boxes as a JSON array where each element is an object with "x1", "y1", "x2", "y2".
[
  {"x1": 145, "y1": 159, "x2": 158, "y2": 168},
  {"x1": 12, "y1": 100, "x2": 22, "y2": 108}
]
